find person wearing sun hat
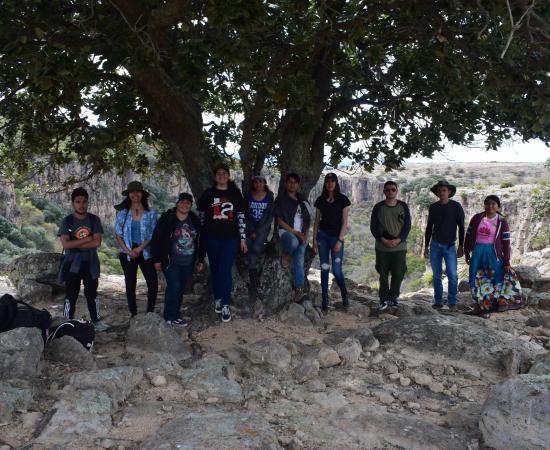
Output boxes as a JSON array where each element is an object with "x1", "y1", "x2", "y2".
[
  {"x1": 114, "y1": 181, "x2": 158, "y2": 317},
  {"x1": 423, "y1": 179, "x2": 465, "y2": 312},
  {"x1": 151, "y1": 192, "x2": 203, "y2": 326}
]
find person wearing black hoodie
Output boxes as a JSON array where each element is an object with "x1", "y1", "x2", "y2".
[{"x1": 151, "y1": 193, "x2": 203, "y2": 326}]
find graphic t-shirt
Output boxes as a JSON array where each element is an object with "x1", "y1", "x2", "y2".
[
  {"x1": 198, "y1": 188, "x2": 246, "y2": 240},
  {"x1": 58, "y1": 214, "x2": 104, "y2": 262},
  {"x1": 476, "y1": 215, "x2": 498, "y2": 244},
  {"x1": 314, "y1": 194, "x2": 351, "y2": 237},
  {"x1": 170, "y1": 218, "x2": 197, "y2": 266},
  {"x1": 248, "y1": 192, "x2": 269, "y2": 224}
]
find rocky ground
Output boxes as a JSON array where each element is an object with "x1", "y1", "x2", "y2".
[{"x1": 1, "y1": 267, "x2": 550, "y2": 450}]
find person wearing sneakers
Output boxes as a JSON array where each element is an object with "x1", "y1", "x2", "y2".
[
  {"x1": 58, "y1": 187, "x2": 109, "y2": 332},
  {"x1": 114, "y1": 181, "x2": 158, "y2": 317},
  {"x1": 151, "y1": 193, "x2": 203, "y2": 326},
  {"x1": 370, "y1": 181, "x2": 411, "y2": 312},
  {"x1": 464, "y1": 195, "x2": 521, "y2": 318},
  {"x1": 273, "y1": 173, "x2": 312, "y2": 302},
  {"x1": 423, "y1": 180, "x2": 465, "y2": 312},
  {"x1": 312, "y1": 173, "x2": 351, "y2": 313},
  {"x1": 245, "y1": 173, "x2": 274, "y2": 302},
  {"x1": 197, "y1": 163, "x2": 247, "y2": 322}
]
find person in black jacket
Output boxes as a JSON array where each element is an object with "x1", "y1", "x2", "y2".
[
  {"x1": 245, "y1": 173, "x2": 274, "y2": 301},
  {"x1": 197, "y1": 163, "x2": 247, "y2": 323},
  {"x1": 151, "y1": 193, "x2": 204, "y2": 326},
  {"x1": 370, "y1": 181, "x2": 411, "y2": 311},
  {"x1": 273, "y1": 173, "x2": 312, "y2": 302}
]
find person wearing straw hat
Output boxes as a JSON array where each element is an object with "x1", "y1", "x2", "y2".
[
  {"x1": 423, "y1": 180, "x2": 465, "y2": 312},
  {"x1": 114, "y1": 181, "x2": 158, "y2": 317}
]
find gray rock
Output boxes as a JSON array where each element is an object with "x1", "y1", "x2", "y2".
[
  {"x1": 0, "y1": 327, "x2": 43, "y2": 379},
  {"x1": 70, "y1": 366, "x2": 143, "y2": 404},
  {"x1": 526, "y1": 315, "x2": 550, "y2": 329},
  {"x1": 279, "y1": 303, "x2": 313, "y2": 326},
  {"x1": 294, "y1": 359, "x2": 320, "y2": 383},
  {"x1": 36, "y1": 389, "x2": 113, "y2": 445},
  {"x1": 324, "y1": 327, "x2": 379, "y2": 351},
  {"x1": 534, "y1": 277, "x2": 550, "y2": 293},
  {"x1": 529, "y1": 352, "x2": 550, "y2": 375},
  {"x1": 127, "y1": 313, "x2": 192, "y2": 360},
  {"x1": 0, "y1": 382, "x2": 33, "y2": 421},
  {"x1": 45, "y1": 336, "x2": 96, "y2": 370},
  {"x1": 180, "y1": 354, "x2": 242, "y2": 403},
  {"x1": 539, "y1": 294, "x2": 550, "y2": 311},
  {"x1": 514, "y1": 265, "x2": 541, "y2": 288},
  {"x1": 334, "y1": 338, "x2": 362, "y2": 365},
  {"x1": 374, "y1": 315, "x2": 545, "y2": 374},
  {"x1": 480, "y1": 375, "x2": 550, "y2": 450},
  {"x1": 139, "y1": 408, "x2": 282, "y2": 449},
  {"x1": 305, "y1": 390, "x2": 348, "y2": 410},
  {"x1": 302, "y1": 300, "x2": 323, "y2": 325},
  {"x1": 245, "y1": 339, "x2": 292, "y2": 370},
  {"x1": 317, "y1": 347, "x2": 341, "y2": 368},
  {"x1": 142, "y1": 352, "x2": 183, "y2": 380},
  {"x1": 346, "y1": 300, "x2": 371, "y2": 317},
  {"x1": 7, "y1": 252, "x2": 61, "y2": 302}
]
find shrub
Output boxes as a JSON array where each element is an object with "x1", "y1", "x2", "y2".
[
  {"x1": 415, "y1": 192, "x2": 433, "y2": 209},
  {"x1": 21, "y1": 226, "x2": 55, "y2": 251},
  {"x1": 531, "y1": 185, "x2": 550, "y2": 221},
  {"x1": 500, "y1": 180, "x2": 514, "y2": 188},
  {"x1": 532, "y1": 227, "x2": 550, "y2": 251}
]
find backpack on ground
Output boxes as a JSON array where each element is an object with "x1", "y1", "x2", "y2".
[
  {"x1": 0, "y1": 293, "x2": 18, "y2": 332},
  {"x1": 47, "y1": 319, "x2": 95, "y2": 351}
]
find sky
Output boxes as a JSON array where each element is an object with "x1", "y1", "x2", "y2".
[{"x1": 406, "y1": 139, "x2": 550, "y2": 164}]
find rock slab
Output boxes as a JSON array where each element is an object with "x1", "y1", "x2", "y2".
[
  {"x1": 70, "y1": 366, "x2": 143, "y2": 404},
  {"x1": 0, "y1": 382, "x2": 32, "y2": 421},
  {"x1": 45, "y1": 336, "x2": 97, "y2": 370},
  {"x1": 479, "y1": 375, "x2": 550, "y2": 450},
  {"x1": 0, "y1": 327, "x2": 43, "y2": 380}
]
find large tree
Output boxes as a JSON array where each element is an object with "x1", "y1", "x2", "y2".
[{"x1": 1, "y1": 0, "x2": 549, "y2": 197}]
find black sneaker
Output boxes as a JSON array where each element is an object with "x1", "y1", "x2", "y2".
[
  {"x1": 221, "y1": 305, "x2": 232, "y2": 322},
  {"x1": 378, "y1": 301, "x2": 388, "y2": 311},
  {"x1": 390, "y1": 300, "x2": 399, "y2": 308},
  {"x1": 432, "y1": 303, "x2": 444, "y2": 310},
  {"x1": 214, "y1": 299, "x2": 222, "y2": 314},
  {"x1": 167, "y1": 318, "x2": 188, "y2": 327}
]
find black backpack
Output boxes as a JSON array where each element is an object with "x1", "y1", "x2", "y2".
[
  {"x1": 0, "y1": 294, "x2": 52, "y2": 340},
  {"x1": 47, "y1": 319, "x2": 95, "y2": 351},
  {"x1": 0, "y1": 294, "x2": 18, "y2": 332}
]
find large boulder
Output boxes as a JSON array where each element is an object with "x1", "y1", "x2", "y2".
[
  {"x1": 36, "y1": 389, "x2": 113, "y2": 445},
  {"x1": 44, "y1": 336, "x2": 96, "y2": 370},
  {"x1": 7, "y1": 252, "x2": 62, "y2": 302},
  {"x1": 479, "y1": 375, "x2": 550, "y2": 450},
  {"x1": 0, "y1": 382, "x2": 33, "y2": 421},
  {"x1": 0, "y1": 327, "x2": 43, "y2": 380},
  {"x1": 126, "y1": 313, "x2": 192, "y2": 360},
  {"x1": 139, "y1": 408, "x2": 282, "y2": 450},
  {"x1": 529, "y1": 352, "x2": 550, "y2": 375},
  {"x1": 70, "y1": 366, "x2": 143, "y2": 405},
  {"x1": 179, "y1": 354, "x2": 242, "y2": 403},
  {"x1": 373, "y1": 315, "x2": 545, "y2": 375},
  {"x1": 514, "y1": 265, "x2": 541, "y2": 288}
]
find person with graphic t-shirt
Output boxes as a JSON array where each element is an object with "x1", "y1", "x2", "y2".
[
  {"x1": 370, "y1": 181, "x2": 411, "y2": 311},
  {"x1": 197, "y1": 163, "x2": 247, "y2": 322},
  {"x1": 273, "y1": 172, "x2": 312, "y2": 302},
  {"x1": 312, "y1": 173, "x2": 351, "y2": 313},
  {"x1": 151, "y1": 193, "x2": 203, "y2": 326},
  {"x1": 464, "y1": 195, "x2": 520, "y2": 318},
  {"x1": 245, "y1": 173, "x2": 274, "y2": 301},
  {"x1": 58, "y1": 187, "x2": 109, "y2": 332}
]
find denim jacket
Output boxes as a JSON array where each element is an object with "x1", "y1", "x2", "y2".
[{"x1": 115, "y1": 209, "x2": 157, "y2": 261}]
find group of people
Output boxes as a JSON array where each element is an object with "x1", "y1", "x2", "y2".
[{"x1": 57, "y1": 166, "x2": 522, "y2": 333}]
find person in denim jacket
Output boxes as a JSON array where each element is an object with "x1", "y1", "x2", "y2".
[{"x1": 115, "y1": 181, "x2": 158, "y2": 317}]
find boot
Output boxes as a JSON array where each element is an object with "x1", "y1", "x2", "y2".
[
  {"x1": 321, "y1": 292, "x2": 329, "y2": 314},
  {"x1": 248, "y1": 269, "x2": 258, "y2": 302},
  {"x1": 341, "y1": 287, "x2": 349, "y2": 309}
]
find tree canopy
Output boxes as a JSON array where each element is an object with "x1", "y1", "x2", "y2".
[{"x1": 1, "y1": 0, "x2": 549, "y2": 196}]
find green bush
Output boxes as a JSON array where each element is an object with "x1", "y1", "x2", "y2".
[
  {"x1": 415, "y1": 192, "x2": 433, "y2": 209},
  {"x1": 21, "y1": 226, "x2": 55, "y2": 251},
  {"x1": 531, "y1": 185, "x2": 550, "y2": 221},
  {"x1": 532, "y1": 227, "x2": 550, "y2": 251},
  {"x1": 499, "y1": 180, "x2": 514, "y2": 188}
]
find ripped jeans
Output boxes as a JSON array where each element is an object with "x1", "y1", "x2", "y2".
[{"x1": 317, "y1": 229, "x2": 346, "y2": 294}]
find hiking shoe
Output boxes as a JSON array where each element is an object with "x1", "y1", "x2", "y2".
[
  {"x1": 167, "y1": 318, "x2": 188, "y2": 327},
  {"x1": 94, "y1": 321, "x2": 109, "y2": 332},
  {"x1": 214, "y1": 299, "x2": 222, "y2": 314},
  {"x1": 281, "y1": 253, "x2": 291, "y2": 268},
  {"x1": 294, "y1": 288, "x2": 306, "y2": 303},
  {"x1": 432, "y1": 303, "x2": 444, "y2": 310},
  {"x1": 221, "y1": 305, "x2": 232, "y2": 322},
  {"x1": 378, "y1": 301, "x2": 388, "y2": 311},
  {"x1": 447, "y1": 305, "x2": 458, "y2": 312}
]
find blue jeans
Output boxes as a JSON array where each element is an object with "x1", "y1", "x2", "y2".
[
  {"x1": 206, "y1": 237, "x2": 238, "y2": 306},
  {"x1": 280, "y1": 231, "x2": 307, "y2": 289},
  {"x1": 317, "y1": 229, "x2": 346, "y2": 294},
  {"x1": 163, "y1": 263, "x2": 194, "y2": 321},
  {"x1": 429, "y1": 240, "x2": 458, "y2": 305}
]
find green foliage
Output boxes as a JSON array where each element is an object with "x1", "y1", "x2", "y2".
[
  {"x1": 532, "y1": 227, "x2": 550, "y2": 251},
  {"x1": 21, "y1": 226, "x2": 55, "y2": 251},
  {"x1": 500, "y1": 181, "x2": 514, "y2": 188},
  {"x1": 401, "y1": 176, "x2": 441, "y2": 195},
  {"x1": 415, "y1": 192, "x2": 434, "y2": 209},
  {"x1": 531, "y1": 185, "x2": 550, "y2": 220},
  {"x1": 143, "y1": 182, "x2": 177, "y2": 213},
  {"x1": 26, "y1": 194, "x2": 69, "y2": 224}
]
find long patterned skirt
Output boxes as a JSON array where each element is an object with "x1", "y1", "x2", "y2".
[{"x1": 469, "y1": 243, "x2": 522, "y2": 312}]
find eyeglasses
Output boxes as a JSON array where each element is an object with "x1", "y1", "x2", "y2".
[{"x1": 384, "y1": 188, "x2": 397, "y2": 192}]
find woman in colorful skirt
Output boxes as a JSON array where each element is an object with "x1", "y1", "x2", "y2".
[{"x1": 464, "y1": 195, "x2": 521, "y2": 318}]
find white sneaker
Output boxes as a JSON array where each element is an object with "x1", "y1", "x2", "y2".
[
  {"x1": 221, "y1": 305, "x2": 232, "y2": 322},
  {"x1": 214, "y1": 299, "x2": 222, "y2": 314},
  {"x1": 94, "y1": 321, "x2": 109, "y2": 332}
]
